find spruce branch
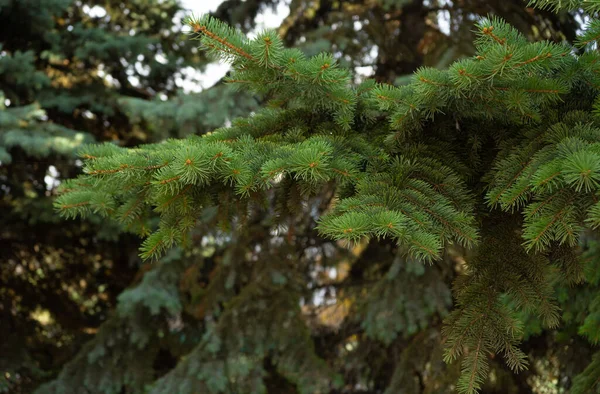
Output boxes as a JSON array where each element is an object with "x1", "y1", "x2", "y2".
[{"x1": 53, "y1": 11, "x2": 600, "y2": 394}]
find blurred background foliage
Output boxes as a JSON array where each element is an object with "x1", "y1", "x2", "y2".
[{"x1": 0, "y1": 0, "x2": 596, "y2": 393}]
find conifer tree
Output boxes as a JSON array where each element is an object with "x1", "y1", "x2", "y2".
[
  {"x1": 5, "y1": 1, "x2": 598, "y2": 394},
  {"x1": 0, "y1": 1, "x2": 262, "y2": 391},
  {"x1": 53, "y1": 1, "x2": 600, "y2": 393}
]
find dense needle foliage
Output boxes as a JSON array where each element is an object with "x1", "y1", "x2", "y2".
[
  {"x1": 3, "y1": 0, "x2": 600, "y2": 393},
  {"x1": 52, "y1": 1, "x2": 600, "y2": 393}
]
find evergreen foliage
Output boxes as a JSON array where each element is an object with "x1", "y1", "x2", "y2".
[
  {"x1": 358, "y1": 255, "x2": 452, "y2": 344},
  {"x1": 0, "y1": 0, "x2": 262, "y2": 392},
  {"x1": 55, "y1": 4, "x2": 600, "y2": 393},
  {"x1": 0, "y1": 96, "x2": 93, "y2": 165},
  {"x1": 36, "y1": 258, "x2": 191, "y2": 394},
  {"x1": 4, "y1": 1, "x2": 600, "y2": 393},
  {"x1": 121, "y1": 87, "x2": 259, "y2": 140}
]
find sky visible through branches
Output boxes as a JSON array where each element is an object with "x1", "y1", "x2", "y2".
[{"x1": 180, "y1": 0, "x2": 290, "y2": 90}]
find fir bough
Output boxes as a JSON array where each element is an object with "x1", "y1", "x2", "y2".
[{"x1": 56, "y1": 8, "x2": 600, "y2": 394}]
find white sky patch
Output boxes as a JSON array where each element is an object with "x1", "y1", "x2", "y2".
[
  {"x1": 328, "y1": 267, "x2": 337, "y2": 279},
  {"x1": 437, "y1": 0, "x2": 452, "y2": 35},
  {"x1": 355, "y1": 66, "x2": 374, "y2": 82},
  {"x1": 45, "y1": 165, "x2": 61, "y2": 190},
  {"x1": 180, "y1": 0, "x2": 222, "y2": 15},
  {"x1": 175, "y1": 66, "x2": 210, "y2": 92},
  {"x1": 98, "y1": 65, "x2": 121, "y2": 88},
  {"x1": 575, "y1": 14, "x2": 591, "y2": 35},
  {"x1": 155, "y1": 53, "x2": 168, "y2": 64},
  {"x1": 312, "y1": 286, "x2": 337, "y2": 306},
  {"x1": 128, "y1": 75, "x2": 140, "y2": 87},
  {"x1": 83, "y1": 5, "x2": 107, "y2": 18},
  {"x1": 255, "y1": 2, "x2": 290, "y2": 30},
  {"x1": 355, "y1": 45, "x2": 378, "y2": 83},
  {"x1": 135, "y1": 61, "x2": 151, "y2": 77},
  {"x1": 437, "y1": 10, "x2": 451, "y2": 35}
]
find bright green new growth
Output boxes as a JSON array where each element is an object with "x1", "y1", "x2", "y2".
[{"x1": 56, "y1": 3, "x2": 600, "y2": 393}]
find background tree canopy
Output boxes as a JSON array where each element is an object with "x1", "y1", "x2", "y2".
[{"x1": 1, "y1": 0, "x2": 599, "y2": 393}]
